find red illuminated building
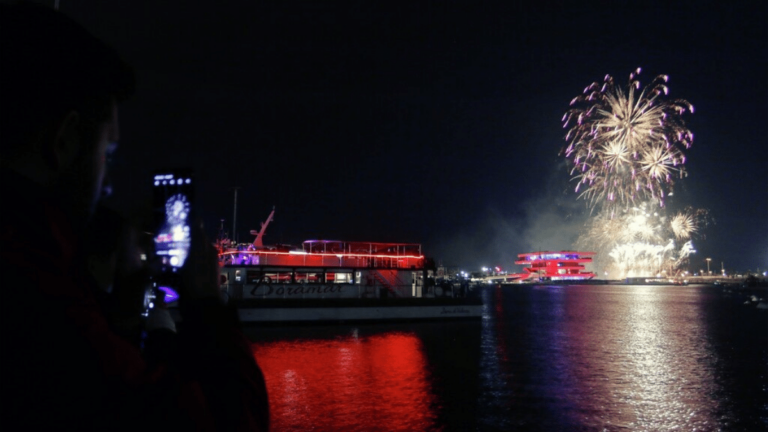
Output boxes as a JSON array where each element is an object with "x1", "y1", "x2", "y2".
[{"x1": 514, "y1": 251, "x2": 596, "y2": 281}]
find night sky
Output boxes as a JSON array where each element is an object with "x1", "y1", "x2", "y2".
[{"x1": 46, "y1": 1, "x2": 767, "y2": 273}]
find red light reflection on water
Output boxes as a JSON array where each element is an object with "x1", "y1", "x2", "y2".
[{"x1": 252, "y1": 331, "x2": 439, "y2": 432}]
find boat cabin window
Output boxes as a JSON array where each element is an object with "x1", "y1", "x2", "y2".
[
  {"x1": 242, "y1": 269, "x2": 356, "y2": 284},
  {"x1": 295, "y1": 272, "x2": 325, "y2": 283},
  {"x1": 271, "y1": 271, "x2": 293, "y2": 283},
  {"x1": 246, "y1": 271, "x2": 262, "y2": 284},
  {"x1": 246, "y1": 270, "x2": 294, "y2": 284},
  {"x1": 328, "y1": 272, "x2": 354, "y2": 284}
]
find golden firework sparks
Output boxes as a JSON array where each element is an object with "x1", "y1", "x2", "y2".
[{"x1": 563, "y1": 68, "x2": 694, "y2": 212}]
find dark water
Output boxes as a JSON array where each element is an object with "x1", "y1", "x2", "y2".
[{"x1": 244, "y1": 284, "x2": 768, "y2": 431}]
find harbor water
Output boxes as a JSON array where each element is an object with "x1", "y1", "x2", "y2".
[{"x1": 244, "y1": 284, "x2": 768, "y2": 431}]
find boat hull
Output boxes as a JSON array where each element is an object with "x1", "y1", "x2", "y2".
[{"x1": 234, "y1": 297, "x2": 483, "y2": 324}]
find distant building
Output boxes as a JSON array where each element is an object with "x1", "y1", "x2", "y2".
[
  {"x1": 514, "y1": 251, "x2": 596, "y2": 281},
  {"x1": 436, "y1": 265, "x2": 461, "y2": 279}
]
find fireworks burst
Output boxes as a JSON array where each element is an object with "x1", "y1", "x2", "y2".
[
  {"x1": 562, "y1": 67, "x2": 694, "y2": 213},
  {"x1": 561, "y1": 68, "x2": 707, "y2": 278}
]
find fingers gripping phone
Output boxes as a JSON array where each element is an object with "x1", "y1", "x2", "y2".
[{"x1": 145, "y1": 170, "x2": 193, "y2": 313}]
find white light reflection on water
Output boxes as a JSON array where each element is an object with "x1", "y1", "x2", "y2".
[
  {"x1": 615, "y1": 285, "x2": 722, "y2": 430},
  {"x1": 476, "y1": 284, "x2": 740, "y2": 430},
  {"x1": 557, "y1": 285, "x2": 725, "y2": 430}
]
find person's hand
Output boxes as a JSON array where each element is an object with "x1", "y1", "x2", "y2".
[
  {"x1": 180, "y1": 220, "x2": 220, "y2": 301},
  {"x1": 89, "y1": 216, "x2": 152, "y2": 334}
]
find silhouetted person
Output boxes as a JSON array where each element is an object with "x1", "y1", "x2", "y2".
[{"x1": 0, "y1": 3, "x2": 268, "y2": 430}]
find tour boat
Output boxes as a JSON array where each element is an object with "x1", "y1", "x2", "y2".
[{"x1": 213, "y1": 209, "x2": 482, "y2": 324}]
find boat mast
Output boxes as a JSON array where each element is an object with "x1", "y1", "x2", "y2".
[{"x1": 232, "y1": 187, "x2": 240, "y2": 244}]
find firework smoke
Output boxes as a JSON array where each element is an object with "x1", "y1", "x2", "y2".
[{"x1": 574, "y1": 201, "x2": 709, "y2": 278}]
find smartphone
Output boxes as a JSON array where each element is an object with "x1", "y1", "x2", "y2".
[{"x1": 151, "y1": 169, "x2": 194, "y2": 287}]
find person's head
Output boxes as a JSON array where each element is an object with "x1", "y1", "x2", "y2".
[{"x1": 0, "y1": 2, "x2": 134, "y2": 222}]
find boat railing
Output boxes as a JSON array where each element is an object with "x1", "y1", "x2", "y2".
[{"x1": 221, "y1": 250, "x2": 424, "y2": 269}]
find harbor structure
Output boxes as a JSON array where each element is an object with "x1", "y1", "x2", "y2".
[{"x1": 514, "y1": 251, "x2": 596, "y2": 281}]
